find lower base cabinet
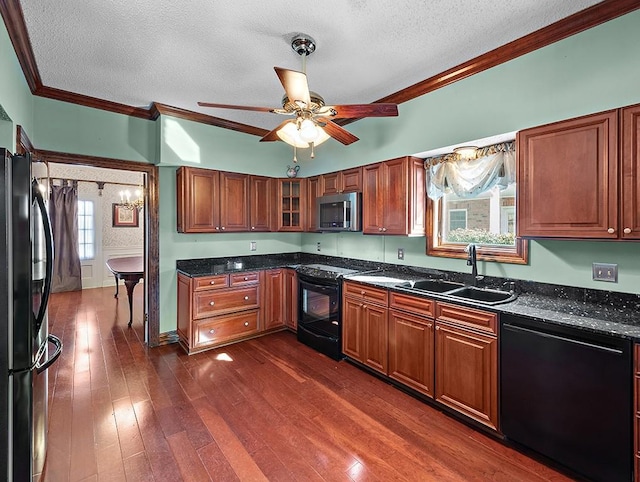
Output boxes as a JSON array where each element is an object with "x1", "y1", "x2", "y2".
[
  {"x1": 435, "y1": 303, "x2": 498, "y2": 430},
  {"x1": 262, "y1": 269, "x2": 285, "y2": 331},
  {"x1": 283, "y1": 268, "x2": 298, "y2": 331},
  {"x1": 388, "y1": 310, "x2": 434, "y2": 398}
]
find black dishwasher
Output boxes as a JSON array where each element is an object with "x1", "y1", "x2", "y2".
[{"x1": 500, "y1": 314, "x2": 632, "y2": 482}]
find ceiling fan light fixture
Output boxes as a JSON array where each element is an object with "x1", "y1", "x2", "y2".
[
  {"x1": 276, "y1": 120, "x2": 331, "y2": 149},
  {"x1": 299, "y1": 119, "x2": 319, "y2": 143}
]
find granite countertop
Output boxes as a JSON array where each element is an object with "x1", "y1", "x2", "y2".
[{"x1": 176, "y1": 253, "x2": 640, "y2": 341}]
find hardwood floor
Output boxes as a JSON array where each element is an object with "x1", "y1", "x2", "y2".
[{"x1": 42, "y1": 287, "x2": 576, "y2": 481}]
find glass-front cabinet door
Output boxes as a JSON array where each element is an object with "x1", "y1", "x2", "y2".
[{"x1": 277, "y1": 179, "x2": 305, "y2": 231}]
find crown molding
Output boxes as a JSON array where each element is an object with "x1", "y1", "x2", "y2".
[
  {"x1": 152, "y1": 103, "x2": 269, "y2": 137},
  {"x1": 2, "y1": 0, "x2": 639, "y2": 134}
]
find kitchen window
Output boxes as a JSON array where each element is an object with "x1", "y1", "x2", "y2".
[
  {"x1": 78, "y1": 199, "x2": 95, "y2": 260},
  {"x1": 426, "y1": 141, "x2": 527, "y2": 264}
]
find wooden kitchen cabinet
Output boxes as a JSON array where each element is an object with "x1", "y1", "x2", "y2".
[
  {"x1": 389, "y1": 292, "x2": 435, "y2": 399},
  {"x1": 321, "y1": 167, "x2": 363, "y2": 195},
  {"x1": 283, "y1": 268, "x2": 298, "y2": 331},
  {"x1": 306, "y1": 176, "x2": 320, "y2": 232},
  {"x1": 249, "y1": 175, "x2": 273, "y2": 232},
  {"x1": 342, "y1": 281, "x2": 389, "y2": 375},
  {"x1": 275, "y1": 178, "x2": 306, "y2": 231},
  {"x1": 622, "y1": 104, "x2": 640, "y2": 240},
  {"x1": 177, "y1": 271, "x2": 262, "y2": 354},
  {"x1": 518, "y1": 104, "x2": 640, "y2": 240},
  {"x1": 262, "y1": 269, "x2": 285, "y2": 331},
  {"x1": 362, "y1": 156, "x2": 426, "y2": 235},
  {"x1": 435, "y1": 302, "x2": 498, "y2": 430},
  {"x1": 177, "y1": 166, "x2": 249, "y2": 233}
]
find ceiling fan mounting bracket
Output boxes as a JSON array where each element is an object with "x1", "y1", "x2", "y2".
[{"x1": 291, "y1": 35, "x2": 316, "y2": 57}]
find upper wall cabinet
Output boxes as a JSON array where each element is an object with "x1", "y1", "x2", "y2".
[
  {"x1": 321, "y1": 167, "x2": 363, "y2": 195},
  {"x1": 362, "y1": 156, "x2": 426, "y2": 236},
  {"x1": 275, "y1": 178, "x2": 306, "y2": 232},
  {"x1": 306, "y1": 176, "x2": 320, "y2": 232},
  {"x1": 517, "y1": 104, "x2": 640, "y2": 240},
  {"x1": 249, "y1": 175, "x2": 273, "y2": 232},
  {"x1": 621, "y1": 104, "x2": 640, "y2": 240},
  {"x1": 177, "y1": 167, "x2": 249, "y2": 233}
]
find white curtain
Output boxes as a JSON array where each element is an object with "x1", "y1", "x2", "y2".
[{"x1": 426, "y1": 143, "x2": 515, "y2": 201}]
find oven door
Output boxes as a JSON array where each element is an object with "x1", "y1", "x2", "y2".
[{"x1": 298, "y1": 277, "x2": 340, "y2": 338}]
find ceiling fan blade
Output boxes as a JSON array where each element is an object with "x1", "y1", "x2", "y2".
[
  {"x1": 198, "y1": 102, "x2": 276, "y2": 113},
  {"x1": 259, "y1": 119, "x2": 294, "y2": 142},
  {"x1": 320, "y1": 120, "x2": 359, "y2": 145},
  {"x1": 318, "y1": 103, "x2": 399, "y2": 119},
  {"x1": 274, "y1": 67, "x2": 311, "y2": 106}
]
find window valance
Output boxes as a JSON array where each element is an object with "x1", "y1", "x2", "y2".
[{"x1": 425, "y1": 141, "x2": 515, "y2": 201}]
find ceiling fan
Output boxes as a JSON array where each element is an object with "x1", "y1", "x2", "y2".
[{"x1": 198, "y1": 35, "x2": 398, "y2": 157}]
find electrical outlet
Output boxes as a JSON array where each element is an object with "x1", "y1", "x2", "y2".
[
  {"x1": 250, "y1": 241, "x2": 257, "y2": 251},
  {"x1": 397, "y1": 248, "x2": 404, "y2": 260},
  {"x1": 592, "y1": 262, "x2": 617, "y2": 282},
  {"x1": 316, "y1": 242, "x2": 321, "y2": 252}
]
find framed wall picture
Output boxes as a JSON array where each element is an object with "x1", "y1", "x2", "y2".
[{"x1": 112, "y1": 203, "x2": 139, "y2": 227}]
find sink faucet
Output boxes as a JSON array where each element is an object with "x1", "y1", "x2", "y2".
[{"x1": 465, "y1": 243, "x2": 479, "y2": 286}]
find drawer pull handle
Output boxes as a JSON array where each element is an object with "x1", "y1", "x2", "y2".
[
  {"x1": 624, "y1": 227, "x2": 632, "y2": 234},
  {"x1": 209, "y1": 301, "x2": 215, "y2": 306},
  {"x1": 244, "y1": 296, "x2": 249, "y2": 300},
  {"x1": 210, "y1": 281, "x2": 215, "y2": 285},
  {"x1": 607, "y1": 227, "x2": 615, "y2": 234},
  {"x1": 244, "y1": 276, "x2": 248, "y2": 281},
  {"x1": 244, "y1": 321, "x2": 249, "y2": 327},
  {"x1": 209, "y1": 329, "x2": 215, "y2": 334}
]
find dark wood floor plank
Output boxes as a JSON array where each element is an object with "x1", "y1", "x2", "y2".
[
  {"x1": 42, "y1": 288, "x2": 578, "y2": 482},
  {"x1": 166, "y1": 430, "x2": 213, "y2": 482}
]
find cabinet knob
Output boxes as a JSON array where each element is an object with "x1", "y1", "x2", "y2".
[
  {"x1": 607, "y1": 227, "x2": 615, "y2": 234},
  {"x1": 244, "y1": 296, "x2": 249, "y2": 300},
  {"x1": 382, "y1": 227, "x2": 387, "y2": 232},
  {"x1": 209, "y1": 301, "x2": 215, "y2": 306},
  {"x1": 244, "y1": 321, "x2": 250, "y2": 327},
  {"x1": 244, "y1": 276, "x2": 248, "y2": 281},
  {"x1": 362, "y1": 305, "x2": 367, "y2": 310},
  {"x1": 436, "y1": 326, "x2": 440, "y2": 331},
  {"x1": 221, "y1": 226, "x2": 226, "y2": 230},
  {"x1": 209, "y1": 329, "x2": 215, "y2": 334},
  {"x1": 215, "y1": 226, "x2": 220, "y2": 230},
  {"x1": 378, "y1": 227, "x2": 383, "y2": 232},
  {"x1": 360, "y1": 290, "x2": 365, "y2": 295},
  {"x1": 359, "y1": 303, "x2": 364, "y2": 308},
  {"x1": 624, "y1": 227, "x2": 632, "y2": 234},
  {"x1": 210, "y1": 281, "x2": 215, "y2": 285},
  {"x1": 251, "y1": 226, "x2": 255, "y2": 230}
]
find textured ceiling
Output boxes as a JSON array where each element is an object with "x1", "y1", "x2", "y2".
[{"x1": 19, "y1": 0, "x2": 603, "y2": 132}]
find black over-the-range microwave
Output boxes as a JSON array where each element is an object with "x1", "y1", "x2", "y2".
[{"x1": 316, "y1": 192, "x2": 362, "y2": 232}]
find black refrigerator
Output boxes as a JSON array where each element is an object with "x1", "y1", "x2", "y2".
[{"x1": 0, "y1": 148, "x2": 62, "y2": 481}]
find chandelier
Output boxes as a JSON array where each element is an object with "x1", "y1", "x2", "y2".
[{"x1": 119, "y1": 185, "x2": 144, "y2": 210}]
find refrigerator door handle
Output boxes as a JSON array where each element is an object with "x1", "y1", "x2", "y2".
[
  {"x1": 36, "y1": 334, "x2": 63, "y2": 374},
  {"x1": 32, "y1": 179, "x2": 54, "y2": 334}
]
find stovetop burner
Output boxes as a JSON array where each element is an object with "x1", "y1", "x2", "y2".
[{"x1": 295, "y1": 263, "x2": 363, "y2": 281}]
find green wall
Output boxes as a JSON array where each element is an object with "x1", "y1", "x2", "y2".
[{"x1": 2, "y1": 11, "x2": 640, "y2": 335}]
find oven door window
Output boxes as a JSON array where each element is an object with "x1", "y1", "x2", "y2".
[{"x1": 299, "y1": 281, "x2": 339, "y2": 337}]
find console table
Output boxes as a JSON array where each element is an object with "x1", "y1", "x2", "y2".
[{"x1": 105, "y1": 256, "x2": 144, "y2": 327}]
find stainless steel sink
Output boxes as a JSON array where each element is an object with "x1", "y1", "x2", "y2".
[
  {"x1": 403, "y1": 279, "x2": 465, "y2": 293},
  {"x1": 446, "y1": 286, "x2": 517, "y2": 305}
]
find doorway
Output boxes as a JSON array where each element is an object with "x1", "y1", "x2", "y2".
[{"x1": 16, "y1": 128, "x2": 160, "y2": 346}]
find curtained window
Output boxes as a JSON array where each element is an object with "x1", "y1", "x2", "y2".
[{"x1": 425, "y1": 141, "x2": 528, "y2": 264}]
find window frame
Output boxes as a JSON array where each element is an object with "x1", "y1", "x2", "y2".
[
  {"x1": 426, "y1": 196, "x2": 528, "y2": 265},
  {"x1": 77, "y1": 199, "x2": 96, "y2": 261}
]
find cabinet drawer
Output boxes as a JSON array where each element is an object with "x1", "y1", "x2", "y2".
[
  {"x1": 194, "y1": 286, "x2": 259, "y2": 318},
  {"x1": 194, "y1": 274, "x2": 229, "y2": 291},
  {"x1": 343, "y1": 281, "x2": 388, "y2": 305},
  {"x1": 194, "y1": 310, "x2": 260, "y2": 349},
  {"x1": 390, "y1": 292, "x2": 435, "y2": 318},
  {"x1": 230, "y1": 271, "x2": 260, "y2": 286},
  {"x1": 436, "y1": 302, "x2": 497, "y2": 335}
]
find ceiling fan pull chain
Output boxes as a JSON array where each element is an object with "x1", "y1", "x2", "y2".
[
  {"x1": 293, "y1": 145, "x2": 298, "y2": 163},
  {"x1": 310, "y1": 142, "x2": 315, "y2": 159}
]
